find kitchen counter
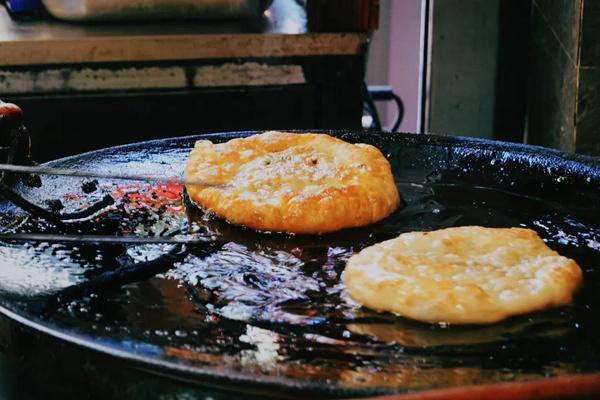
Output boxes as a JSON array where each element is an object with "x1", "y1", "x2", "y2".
[{"x1": 0, "y1": 0, "x2": 368, "y2": 66}]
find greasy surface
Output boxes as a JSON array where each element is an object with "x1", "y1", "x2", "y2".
[
  {"x1": 0, "y1": 131, "x2": 598, "y2": 398},
  {"x1": 185, "y1": 131, "x2": 400, "y2": 234},
  {"x1": 343, "y1": 227, "x2": 583, "y2": 324}
]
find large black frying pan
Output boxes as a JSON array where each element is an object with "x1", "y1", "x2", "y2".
[{"x1": 0, "y1": 127, "x2": 599, "y2": 399}]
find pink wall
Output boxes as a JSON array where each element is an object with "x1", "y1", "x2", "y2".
[{"x1": 367, "y1": 0, "x2": 423, "y2": 132}]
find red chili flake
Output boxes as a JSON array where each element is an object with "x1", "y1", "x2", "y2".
[{"x1": 110, "y1": 183, "x2": 184, "y2": 213}]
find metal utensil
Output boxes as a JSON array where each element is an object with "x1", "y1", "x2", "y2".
[{"x1": 0, "y1": 163, "x2": 226, "y2": 187}]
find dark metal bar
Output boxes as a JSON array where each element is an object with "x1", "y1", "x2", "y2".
[
  {"x1": 0, "y1": 182, "x2": 65, "y2": 225},
  {"x1": 0, "y1": 183, "x2": 116, "y2": 224},
  {"x1": 55, "y1": 194, "x2": 114, "y2": 220},
  {"x1": 37, "y1": 240, "x2": 223, "y2": 309}
]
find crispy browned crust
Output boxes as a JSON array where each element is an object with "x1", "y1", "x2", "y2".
[
  {"x1": 184, "y1": 131, "x2": 400, "y2": 234},
  {"x1": 343, "y1": 227, "x2": 583, "y2": 324}
]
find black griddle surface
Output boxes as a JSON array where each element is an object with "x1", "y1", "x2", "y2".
[{"x1": 0, "y1": 131, "x2": 598, "y2": 398}]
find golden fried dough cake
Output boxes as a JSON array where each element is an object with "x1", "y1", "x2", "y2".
[
  {"x1": 185, "y1": 131, "x2": 400, "y2": 234},
  {"x1": 343, "y1": 227, "x2": 583, "y2": 324}
]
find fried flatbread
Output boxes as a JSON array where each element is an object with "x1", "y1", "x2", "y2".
[
  {"x1": 184, "y1": 131, "x2": 400, "y2": 234},
  {"x1": 342, "y1": 227, "x2": 583, "y2": 324}
]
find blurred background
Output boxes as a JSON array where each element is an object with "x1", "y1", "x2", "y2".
[{"x1": 0, "y1": 0, "x2": 598, "y2": 160}]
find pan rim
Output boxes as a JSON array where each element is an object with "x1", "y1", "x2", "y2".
[{"x1": 44, "y1": 129, "x2": 600, "y2": 171}]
